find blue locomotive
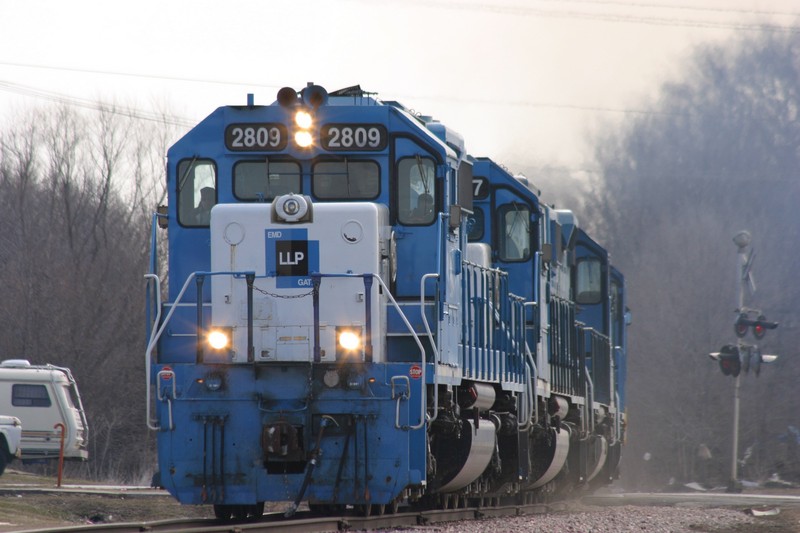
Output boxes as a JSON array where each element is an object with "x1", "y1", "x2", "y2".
[{"x1": 145, "y1": 84, "x2": 629, "y2": 519}]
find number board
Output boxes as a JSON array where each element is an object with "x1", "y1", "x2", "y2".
[
  {"x1": 472, "y1": 177, "x2": 490, "y2": 199},
  {"x1": 225, "y1": 123, "x2": 288, "y2": 151},
  {"x1": 321, "y1": 124, "x2": 388, "y2": 151}
]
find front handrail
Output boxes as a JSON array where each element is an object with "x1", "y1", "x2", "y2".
[
  {"x1": 144, "y1": 270, "x2": 254, "y2": 431},
  {"x1": 312, "y1": 272, "x2": 426, "y2": 430}
]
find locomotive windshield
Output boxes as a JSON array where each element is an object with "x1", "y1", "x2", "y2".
[
  {"x1": 233, "y1": 160, "x2": 301, "y2": 201},
  {"x1": 312, "y1": 160, "x2": 379, "y2": 200}
]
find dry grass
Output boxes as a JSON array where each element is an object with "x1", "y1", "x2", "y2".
[{"x1": 0, "y1": 470, "x2": 213, "y2": 532}]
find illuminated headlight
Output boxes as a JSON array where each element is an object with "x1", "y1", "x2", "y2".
[
  {"x1": 208, "y1": 329, "x2": 230, "y2": 350},
  {"x1": 294, "y1": 130, "x2": 313, "y2": 148},
  {"x1": 335, "y1": 326, "x2": 362, "y2": 361},
  {"x1": 339, "y1": 330, "x2": 361, "y2": 351},
  {"x1": 295, "y1": 110, "x2": 313, "y2": 129}
]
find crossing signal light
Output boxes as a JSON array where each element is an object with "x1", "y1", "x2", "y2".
[
  {"x1": 753, "y1": 316, "x2": 778, "y2": 339},
  {"x1": 734, "y1": 314, "x2": 749, "y2": 338},
  {"x1": 734, "y1": 313, "x2": 778, "y2": 339},
  {"x1": 709, "y1": 344, "x2": 740, "y2": 377}
]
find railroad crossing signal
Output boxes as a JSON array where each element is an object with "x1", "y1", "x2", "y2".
[
  {"x1": 738, "y1": 344, "x2": 779, "y2": 376},
  {"x1": 734, "y1": 311, "x2": 779, "y2": 340},
  {"x1": 709, "y1": 344, "x2": 741, "y2": 377},
  {"x1": 709, "y1": 344, "x2": 778, "y2": 377}
]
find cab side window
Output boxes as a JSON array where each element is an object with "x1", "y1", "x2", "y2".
[
  {"x1": 467, "y1": 207, "x2": 485, "y2": 241},
  {"x1": 498, "y1": 204, "x2": 531, "y2": 261},
  {"x1": 398, "y1": 156, "x2": 436, "y2": 225},
  {"x1": 576, "y1": 259, "x2": 603, "y2": 304},
  {"x1": 178, "y1": 159, "x2": 217, "y2": 227}
]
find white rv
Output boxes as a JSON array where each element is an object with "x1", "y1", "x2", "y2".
[{"x1": 0, "y1": 360, "x2": 88, "y2": 461}]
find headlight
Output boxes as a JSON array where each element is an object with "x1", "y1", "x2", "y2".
[
  {"x1": 338, "y1": 330, "x2": 361, "y2": 351},
  {"x1": 295, "y1": 110, "x2": 313, "y2": 129},
  {"x1": 294, "y1": 130, "x2": 313, "y2": 148},
  {"x1": 274, "y1": 194, "x2": 309, "y2": 222},
  {"x1": 336, "y1": 326, "x2": 362, "y2": 361},
  {"x1": 283, "y1": 197, "x2": 301, "y2": 216},
  {"x1": 207, "y1": 328, "x2": 231, "y2": 350}
]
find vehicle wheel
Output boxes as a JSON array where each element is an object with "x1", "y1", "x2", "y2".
[
  {"x1": 389, "y1": 497, "x2": 400, "y2": 514},
  {"x1": 0, "y1": 441, "x2": 8, "y2": 476},
  {"x1": 232, "y1": 505, "x2": 248, "y2": 520}
]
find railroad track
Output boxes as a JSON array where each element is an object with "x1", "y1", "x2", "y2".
[{"x1": 15, "y1": 502, "x2": 560, "y2": 533}]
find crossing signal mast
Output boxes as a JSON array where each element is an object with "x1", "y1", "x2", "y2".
[{"x1": 708, "y1": 230, "x2": 779, "y2": 492}]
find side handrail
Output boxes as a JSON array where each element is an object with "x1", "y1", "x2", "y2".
[
  {"x1": 519, "y1": 341, "x2": 538, "y2": 429},
  {"x1": 522, "y1": 300, "x2": 539, "y2": 429},
  {"x1": 584, "y1": 372, "x2": 595, "y2": 435},
  {"x1": 144, "y1": 274, "x2": 161, "y2": 431},
  {"x1": 614, "y1": 391, "x2": 622, "y2": 445},
  {"x1": 420, "y1": 273, "x2": 439, "y2": 425},
  {"x1": 374, "y1": 273, "x2": 425, "y2": 430}
]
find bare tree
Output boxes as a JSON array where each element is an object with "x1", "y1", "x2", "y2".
[
  {"x1": 584, "y1": 31, "x2": 800, "y2": 487},
  {"x1": 0, "y1": 103, "x2": 173, "y2": 481}
]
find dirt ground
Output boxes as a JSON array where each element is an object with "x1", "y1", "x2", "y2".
[
  {"x1": 0, "y1": 470, "x2": 215, "y2": 532},
  {"x1": 3, "y1": 470, "x2": 800, "y2": 532}
]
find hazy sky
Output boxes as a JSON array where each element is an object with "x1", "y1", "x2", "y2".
[{"x1": 1, "y1": 0, "x2": 798, "y2": 171}]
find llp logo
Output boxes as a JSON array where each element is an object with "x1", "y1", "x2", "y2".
[
  {"x1": 276, "y1": 240, "x2": 308, "y2": 276},
  {"x1": 266, "y1": 229, "x2": 319, "y2": 288}
]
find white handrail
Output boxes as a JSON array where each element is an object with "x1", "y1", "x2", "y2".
[
  {"x1": 370, "y1": 273, "x2": 426, "y2": 430},
  {"x1": 144, "y1": 272, "x2": 197, "y2": 431}
]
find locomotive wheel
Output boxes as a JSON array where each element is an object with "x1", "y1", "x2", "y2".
[
  {"x1": 232, "y1": 505, "x2": 248, "y2": 520},
  {"x1": 375, "y1": 503, "x2": 386, "y2": 515},
  {"x1": 213, "y1": 504, "x2": 232, "y2": 520},
  {"x1": 309, "y1": 503, "x2": 336, "y2": 515},
  {"x1": 250, "y1": 502, "x2": 265, "y2": 518},
  {"x1": 357, "y1": 504, "x2": 372, "y2": 517},
  {"x1": 389, "y1": 497, "x2": 401, "y2": 514},
  {"x1": 442, "y1": 494, "x2": 453, "y2": 509}
]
